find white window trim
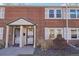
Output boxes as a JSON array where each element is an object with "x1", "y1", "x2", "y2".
[
  {"x1": 45, "y1": 27, "x2": 79, "y2": 40},
  {"x1": 70, "y1": 28, "x2": 77, "y2": 40},
  {"x1": 67, "y1": 28, "x2": 79, "y2": 40},
  {"x1": 45, "y1": 8, "x2": 79, "y2": 19},
  {"x1": 45, "y1": 8, "x2": 62, "y2": 19},
  {"x1": 0, "y1": 7, "x2": 5, "y2": 19},
  {"x1": 44, "y1": 27, "x2": 63, "y2": 40}
]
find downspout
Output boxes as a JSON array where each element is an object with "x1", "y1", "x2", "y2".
[{"x1": 66, "y1": 3, "x2": 69, "y2": 43}]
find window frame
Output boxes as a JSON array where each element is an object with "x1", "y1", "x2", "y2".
[
  {"x1": 71, "y1": 29, "x2": 77, "y2": 39},
  {"x1": 69, "y1": 9, "x2": 76, "y2": 19},
  {"x1": 69, "y1": 8, "x2": 79, "y2": 19},
  {"x1": 49, "y1": 10, "x2": 54, "y2": 18},
  {"x1": 0, "y1": 27, "x2": 4, "y2": 40},
  {"x1": 0, "y1": 7, "x2": 5, "y2": 19},
  {"x1": 45, "y1": 8, "x2": 62, "y2": 19},
  {"x1": 56, "y1": 9, "x2": 62, "y2": 18},
  {"x1": 45, "y1": 27, "x2": 63, "y2": 40},
  {"x1": 69, "y1": 28, "x2": 79, "y2": 40}
]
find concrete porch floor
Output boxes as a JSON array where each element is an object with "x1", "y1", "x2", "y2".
[{"x1": 0, "y1": 46, "x2": 35, "y2": 56}]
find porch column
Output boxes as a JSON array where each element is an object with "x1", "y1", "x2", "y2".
[
  {"x1": 5, "y1": 26, "x2": 9, "y2": 48},
  {"x1": 20, "y1": 25, "x2": 23, "y2": 48},
  {"x1": 34, "y1": 26, "x2": 36, "y2": 48},
  {"x1": 12, "y1": 27, "x2": 15, "y2": 45}
]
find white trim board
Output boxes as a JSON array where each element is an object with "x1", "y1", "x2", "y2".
[{"x1": 9, "y1": 19, "x2": 33, "y2": 25}]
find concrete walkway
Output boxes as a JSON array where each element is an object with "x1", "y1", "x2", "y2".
[{"x1": 0, "y1": 46, "x2": 35, "y2": 56}]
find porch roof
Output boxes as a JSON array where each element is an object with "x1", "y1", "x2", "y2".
[{"x1": 8, "y1": 18, "x2": 35, "y2": 25}]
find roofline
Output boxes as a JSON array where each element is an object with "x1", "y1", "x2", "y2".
[
  {"x1": 0, "y1": 3, "x2": 79, "y2": 7},
  {"x1": 0, "y1": 6, "x2": 79, "y2": 8}
]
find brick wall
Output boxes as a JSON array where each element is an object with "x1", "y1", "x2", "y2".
[{"x1": 0, "y1": 6, "x2": 79, "y2": 44}]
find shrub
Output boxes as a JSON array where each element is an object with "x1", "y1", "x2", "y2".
[
  {"x1": 53, "y1": 34, "x2": 68, "y2": 49},
  {"x1": 41, "y1": 40, "x2": 48, "y2": 51},
  {"x1": 37, "y1": 39, "x2": 53, "y2": 51}
]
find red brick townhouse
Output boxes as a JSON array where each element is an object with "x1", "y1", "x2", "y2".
[{"x1": 0, "y1": 3, "x2": 79, "y2": 48}]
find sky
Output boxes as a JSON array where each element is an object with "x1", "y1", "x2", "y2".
[
  {"x1": 0, "y1": 3, "x2": 64, "y2": 6},
  {"x1": 0, "y1": 3, "x2": 79, "y2": 6}
]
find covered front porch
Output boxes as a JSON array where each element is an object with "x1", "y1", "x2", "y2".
[{"x1": 5, "y1": 18, "x2": 36, "y2": 48}]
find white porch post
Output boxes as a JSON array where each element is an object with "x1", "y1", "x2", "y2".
[
  {"x1": 12, "y1": 27, "x2": 15, "y2": 45},
  {"x1": 33, "y1": 26, "x2": 36, "y2": 48},
  {"x1": 20, "y1": 25, "x2": 23, "y2": 48},
  {"x1": 5, "y1": 26, "x2": 9, "y2": 48}
]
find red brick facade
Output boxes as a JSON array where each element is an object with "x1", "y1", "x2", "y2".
[{"x1": 0, "y1": 6, "x2": 79, "y2": 47}]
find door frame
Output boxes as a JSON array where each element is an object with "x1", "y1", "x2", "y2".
[
  {"x1": 12, "y1": 25, "x2": 36, "y2": 48},
  {"x1": 26, "y1": 25, "x2": 34, "y2": 45},
  {"x1": 13, "y1": 27, "x2": 20, "y2": 46}
]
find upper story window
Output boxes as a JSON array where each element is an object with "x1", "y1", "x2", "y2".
[
  {"x1": 70, "y1": 9, "x2": 76, "y2": 18},
  {"x1": 45, "y1": 8, "x2": 62, "y2": 19},
  {"x1": 56, "y1": 10, "x2": 61, "y2": 18},
  {"x1": 49, "y1": 10, "x2": 54, "y2": 18},
  {"x1": 45, "y1": 8, "x2": 79, "y2": 19},
  {"x1": 0, "y1": 7, "x2": 5, "y2": 19},
  {"x1": 69, "y1": 9, "x2": 79, "y2": 19},
  {"x1": 77, "y1": 10, "x2": 79, "y2": 18}
]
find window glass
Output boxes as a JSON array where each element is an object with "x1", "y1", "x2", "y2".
[
  {"x1": 71, "y1": 29, "x2": 77, "y2": 38},
  {"x1": 0, "y1": 27, "x2": 3, "y2": 40},
  {"x1": 57, "y1": 29, "x2": 62, "y2": 35},
  {"x1": 77, "y1": 10, "x2": 79, "y2": 18},
  {"x1": 49, "y1": 10, "x2": 54, "y2": 18},
  {"x1": 70, "y1": 10, "x2": 76, "y2": 18},
  {"x1": 49, "y1": 29, "x2": 55, "y2": 39},
  {"x1": 56, "y1": 10, "x2": 61, "y2": 18},
  {"x1": 77, "y1": 29, "x2": 79, "y2": 38},
  {"x1": 0, "y1": 7, "x2": 5, "y2": 19}
]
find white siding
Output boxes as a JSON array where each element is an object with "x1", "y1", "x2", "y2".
[
  {"x1": 45, "y1": 28, "x2": 50, "y2": 40},
  {"x1": 67, "y1": 28, "x2": 71, "y2": 39},
  {"x1": 64, "y1": 28, "x2": 72, "y2": 40}
]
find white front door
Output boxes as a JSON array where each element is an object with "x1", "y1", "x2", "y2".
[
  {"x1": 27, "y1": 27, "x2": 34, "y2": 45},
  {"x1": 14, "y1": 26, "x2": 34, "y2": 47},
  {"x1": 15, "y1": 28, "x2": 20, "y2": 45}
]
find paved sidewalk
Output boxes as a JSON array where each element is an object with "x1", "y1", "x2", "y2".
[{"x1": 0, "y1": 46, "x2": 34, "y2": 56}]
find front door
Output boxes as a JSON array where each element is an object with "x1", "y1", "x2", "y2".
[
  {"x1": 27, "y1": 26, "x2": 34, "y2": 45},
  {"x1": 14, "y1": 28, "x2": 20, "y2": 46}
]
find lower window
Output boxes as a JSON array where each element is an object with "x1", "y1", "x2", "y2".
[
  {"x1": 45, "y1": 28, "x2": 63, "y2": 40},
  {"x1": 0, "y1": 27, "x2": 3, "y2": 40},
  {"x1": 71, "y1": 29, "x2": 77, "y2": 39}
]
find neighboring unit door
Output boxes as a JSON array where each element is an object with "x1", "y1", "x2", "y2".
[
  {"x1": 14, "y1": 28, "x2": 20, "y2": 46},
  {"x1": 27, "y1": 27, "x2": 34, "y2": 45}
]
